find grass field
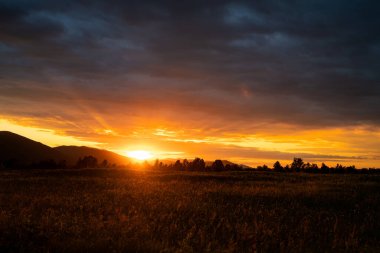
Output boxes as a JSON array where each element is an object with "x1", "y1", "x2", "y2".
[{"x1": 0, "y1": 169, "x2": 379, "y2": 252}]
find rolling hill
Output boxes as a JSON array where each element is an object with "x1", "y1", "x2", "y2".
[
  {"x1": 54, "y1": 146, "x2": 130, "y2": 166},
  {"x1": 0, "y1": 131, "x2": 130, "y2": 168},
  {"x1": 0, "y1": 131, "x2": 62, "y2": 165}
]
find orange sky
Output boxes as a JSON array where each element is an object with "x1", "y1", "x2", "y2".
[
  {"x1": 1, "y1": 1, "x2": 380, "y2": 168},
  {"x1": 1, "y1": 118, "x2": 379, "y2": 168}
]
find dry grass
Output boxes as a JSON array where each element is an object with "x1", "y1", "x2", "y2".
[{"x1": 0, "y1": 169, "x2": 379, "y2": 252}]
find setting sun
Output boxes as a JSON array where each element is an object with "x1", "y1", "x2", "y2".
[
  {"x1": 126, "y1": 150, "x2": 153, "y2": 161},
  {"x1": 1, "y1": 1, "x2": 380, "y2": 252}
]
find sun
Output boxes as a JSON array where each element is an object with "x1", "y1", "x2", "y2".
[{"x1": 126, "y1": 150, "x2": 153, "y2": 161}]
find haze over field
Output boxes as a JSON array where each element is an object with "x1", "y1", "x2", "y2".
[{"x1": 1, "y1": 0, "x2": 380, "y2": 167}]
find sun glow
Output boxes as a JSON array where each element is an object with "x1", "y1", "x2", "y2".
[{"x1": 126, "y1": 150, "x2": 153, "y2": 161}]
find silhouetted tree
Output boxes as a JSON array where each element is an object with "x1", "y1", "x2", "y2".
[
  {"x1": 273, "y1": 161, "x2": 284, "y2": 172},
  {"x1": 190, "y1": 158, "x2": 206, "y2": 171},
  {"x1": 76, "y1": 156, "x2": 98, "y2": 169},
  {"x1": 34, "y1": 159, "x2": 57, "y2": 169},
  {"x1": 211, "y1": 160, "x2": 224, "y2": 171},
  {"x1": 173, "y1": 160, "x2": 182, "y2": 170},
  {"x1": 346, "y1": 165, "x2": 356, "y2": 173},
  {"x1": 86, "y1": 156, "x2": 97, "y2": 168},
  {"x1": 183, "y1": 159, "x2": 189, "y2": 170},
  {"x1": 100, "y1": 159, "x2": 108, "y2": 168},
  {"x1": 76, "y1": 158, "x2": 83, "y2": 169},
  {"x1": 257, "y1": 164, "x2": 269, "y2": 171},
  {"x1": 334, "y1": 163, "x2": 345, "y2": 173},
  {"x1": 232, "y1": 164, "x2": 243, "y2": 171},
  {"x1": 291, "y1": 158, "x2": 304, "y2": 172},
  {"x1": 310, "y1": 163, "x2": 319, "y2": 173},
  {"x1": 321, "y1": 163, "x2": 329, "y2": 173}
]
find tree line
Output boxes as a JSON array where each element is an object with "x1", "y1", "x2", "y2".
[
  {"x1": 151, "y1": 158, "x2": 244, "y2": 171},
  {"x1": 258, "y1": 158, "x2": 378, "y2": 174},
  {"x1": 0, "y1": 156, "x2": 114, "y2": 170},
  {"x1": 150, "y1": 157, "x2": 379, "y2": 174},
  {"x1": 1, "y1": 156, "x2": 379, "y2": 174}
]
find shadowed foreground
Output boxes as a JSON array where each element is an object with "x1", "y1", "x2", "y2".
[{"x1": 0, "y1": 169, "x2": 379, "y2": 252}]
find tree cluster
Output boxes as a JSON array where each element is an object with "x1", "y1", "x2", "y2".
[
  {"x1": 1, "y1": 155, "x2": 378, "y2": 174},
  {"x1": 257, "y1": 158, "x2": 377, "y2": 174},
  {"x1": 75, "y1": 156, "x2": 115, "y2": 169},
  {"x1": 152, "y1": 158, "x2": 244, "y2": 171}
]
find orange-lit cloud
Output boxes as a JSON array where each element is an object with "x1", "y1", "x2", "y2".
[
  {"x1": 1, "y1": 1, "x2": 379, "y2": 168},
  {"x1": 1, "y1": 117, "x2": 379, "y2": 168}
]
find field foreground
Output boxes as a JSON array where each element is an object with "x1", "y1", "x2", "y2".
[{"x1": 0, "y1": 169, "x2": 379, "y2": 252}]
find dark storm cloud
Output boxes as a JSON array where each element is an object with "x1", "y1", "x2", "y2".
[{"x1": 1, "y1": 0, "x2": 380, "y2": 127}]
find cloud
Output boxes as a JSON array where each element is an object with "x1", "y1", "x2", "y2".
[{"x1": 1, "y1": 0, "x2": 380, "y2": 166}]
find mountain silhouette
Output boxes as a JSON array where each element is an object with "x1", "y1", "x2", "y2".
[
  {"x1": 0, "y1": 131, "x2": 62, "y2": 165},
  {"x1": 54, "y1": 146, "x2": 130, "y2": 166},
  {"x1": 0, "y1": 131, "x2": 130, "y2": 168}
]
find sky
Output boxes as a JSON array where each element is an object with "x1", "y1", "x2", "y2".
[{"x1": 1, "y1": 0, "x2": 380, "y2": 167}]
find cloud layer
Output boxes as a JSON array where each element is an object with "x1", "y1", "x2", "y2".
[{"x1": 1, "y1": 0, "x2": 380, "y2": 166}]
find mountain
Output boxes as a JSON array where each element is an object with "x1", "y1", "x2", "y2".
[
  {"x1": 0, "y1": 131, "x2": 62, "y2": 166},
  {"x1": 0, "y1": 131, "x2": 130, "y2": 168},
  {"x1": 54, "y1": 146, "x2": 130, "y2": 166}
]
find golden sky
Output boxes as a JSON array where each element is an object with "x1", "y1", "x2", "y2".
[
  {"x1": 1, "y1": 118, "x2": 379, "y2": 168},
  {"x1": 1, "y1": 1, "x2": 380, "y2": 168}
]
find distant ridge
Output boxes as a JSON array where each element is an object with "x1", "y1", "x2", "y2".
[
  {"x1": 0, "y1": 131, "x2": 130, "y2": 168},
  {"x1": 54, "y1": 146, "x2": 130, "y2": 166}
]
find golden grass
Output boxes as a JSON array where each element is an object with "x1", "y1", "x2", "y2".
[{"x1": 0, "y1": 169, "x2": 379, "y2": 252}]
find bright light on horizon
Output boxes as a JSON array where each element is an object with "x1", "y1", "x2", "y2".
[{"x1": 126, "y1": 150, "x2": 153, "y2": 161}]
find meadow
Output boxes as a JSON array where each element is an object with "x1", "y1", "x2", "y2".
[{"x1": 0, "y1": 168, "x2": 379, "y2": 252}]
